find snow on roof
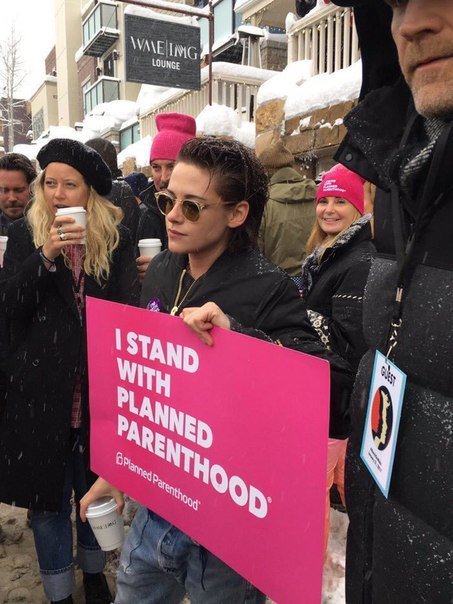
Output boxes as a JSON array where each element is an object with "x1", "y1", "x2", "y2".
[
  {"x1": 263, "y1": 31, "x2": 287, "y2": 44},
  {"x1": 13, "y1": 126, "x2": 88, "y2": 161},
  {"x1": 284, "y1": 59, "x2": 362, "y2": 119},
  {"x1": 29, "y1": 76, "x2": 58, "y2": 100},
  {"x1": 138, "y1": 62, "x2": 278, "y2": 116},
  {"x1": 117, "y1": 135, "x2": 152, "y2": 169},
  {"x1": 16, "y1": 99, "x2": 139, "y2": 159},
  {"x1": 196, "y1": 103, "x2": 241, "y2": 136},
  {"x1": 83, "y1": 100, "x2": 139, "y2": 136},
  {"x1": 124, "y1": 3, "x2": 200, "y2": 26},
  {"x1": 196, "y1": 104, "x2": 255, "y2": 148},
  {"x1": 13, "y1": 144, "x2": 40, "y2": 161},
  {"x1": 137, "y1": 84, "x2": 175, "y2": 115},
  {"x1": 211, "y1": 62, "x2": 276, "y2": 81},
  {"x1": 257, "y1": 60, "x2": 313, "y2": 106},
  {"x1": 237, "y1": 24, "x2": 265, "y2": 37}
]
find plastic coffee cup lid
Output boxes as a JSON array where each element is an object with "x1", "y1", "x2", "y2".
[
  {"x1": 85, "y1": 497, "x2": 118, "y2": 518},
  {"x1": 55, "y1": 206, "x2": 86, "y2": 215},
  {"x1": 0, "y1": 236, "x2": 8, "y2": 241},
  {"x1": 139, "y1": 238, "x2": 161, "y2": 246}
]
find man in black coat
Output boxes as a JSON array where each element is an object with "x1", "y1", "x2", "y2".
[
  {"x1": 332, "y1": 1, "x2": 453, "y2": 602},
  {"x1": 0, "y1": 154, "x2": 37, "y2": 421}
]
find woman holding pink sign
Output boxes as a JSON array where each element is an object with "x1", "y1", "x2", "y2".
[
  {"x1": 0, "y1": 138, "x2": 139, "y2": 604},
  {"x1": 81, "y1": 137, "x2": 353, "y2": 603}
]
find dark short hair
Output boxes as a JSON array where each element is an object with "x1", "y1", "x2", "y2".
[
  {"x1": 86, "y1": 137, "x2": 122, "y2": 179},
  {"x1": 177, "y1": 136, "x2": 268, "y2": 253},
  {"x1": 0, "y1": 153, "x2": 37, "y2": 184}
]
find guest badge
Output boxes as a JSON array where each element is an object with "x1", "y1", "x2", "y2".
[{"x1": 360, "y1": 351, "x2": 406, "y2": 498}]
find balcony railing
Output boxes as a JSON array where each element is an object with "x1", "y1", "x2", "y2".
[
  {"x1": 82, "y1": 2, "x2": 119, "y2": 57},
  {"x1": 287, "y1": 4, "x2": 359, "y2": 75},
  {"x1": 84, "y1": 77, "x2": 120, "y2": 115},
  {"x1": 140, "y1": 63, "x2": 275, "y2": 137}
]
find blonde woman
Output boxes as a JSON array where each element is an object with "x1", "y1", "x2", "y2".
[
  {"x1": 0, "y1": 139, "x2": 139, "y2": 604},
  {"x1": 301, "y1": 163, "x2": 375, "y2": 555}
]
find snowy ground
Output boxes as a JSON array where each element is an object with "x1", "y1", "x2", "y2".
[{"x1": 0, "y1": 504, "x2": 347, "y2": 603}]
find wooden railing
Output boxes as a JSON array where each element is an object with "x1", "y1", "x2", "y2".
[
  {"x1": 287, "y1": 4, "x2": 359, "y2": 75},
  {"x1": 140, "y1": 63, "x2": 275, "y2": 137}
]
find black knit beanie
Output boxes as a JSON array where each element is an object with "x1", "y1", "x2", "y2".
[{"x1": 37, "y1": 138, "x2": 113, "y2": 196}]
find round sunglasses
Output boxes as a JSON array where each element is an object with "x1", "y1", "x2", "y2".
[
  {"x1": 155, "y1": 191, "x2": 238, "y2": 223},
  {"x1": 155, "y1": 191, "x2": 206, "y2": 222}
]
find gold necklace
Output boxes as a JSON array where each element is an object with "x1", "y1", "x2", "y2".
[{"x1": 170, "y1": 268, "x2": 199, "y2": 316}]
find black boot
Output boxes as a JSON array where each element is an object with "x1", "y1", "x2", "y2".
[
  {"x1": 83, "y1": 572, "x2": 112, "y2": 604},
  {"x1": 51, "y1": 597, "x2": 73, "y2": 604}
]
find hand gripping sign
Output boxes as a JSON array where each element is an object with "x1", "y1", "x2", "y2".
[{"x1": 86, "y1": 298, "x2": 330, "y2": 604}]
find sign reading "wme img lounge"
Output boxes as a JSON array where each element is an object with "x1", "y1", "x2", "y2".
[{"x1": 125, "y1": 14, "x2": 201, "y2": 91}]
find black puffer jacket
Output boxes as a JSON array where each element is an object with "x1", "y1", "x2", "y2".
[
  {"x1": 301, "y1": 217, "x2": 375, "y2": 374},
  {"x1": 141, "y1": 247, "x2": 353, "y2": 438},
  {"x1": 336, "y1": 80, "x2": 453, "y2": 603}
]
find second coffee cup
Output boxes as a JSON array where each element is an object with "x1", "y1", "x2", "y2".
[
  {"x1": 85, "y1": 496, "x2": 125, "y2": 551},
  {"x1": 138, "y1": 238, "x2": 162, "y2": 258},
  {"x1": 0, "y1": 236, "x2": 8, "y2": 267}
]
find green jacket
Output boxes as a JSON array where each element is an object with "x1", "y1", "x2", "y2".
[{"x1": 258, "y1": 167, "x2": 316, "y2": 276}]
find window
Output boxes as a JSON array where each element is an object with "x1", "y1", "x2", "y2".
[
  {"x1": 200, "y1": 0, "x2": 241, "y2": 54},
  {"x1": 82, "y1": 80, "x2": 92, "y2": 115},
  {"x1": 103, "y1": 53, "x2": 115, "y2": 78},
  {"x1": 120, "y1": 123, "x2": 140, "y2": 150},
  {"x1": 83, "y1": 78, "x2": 119, "y2": 115},
  {"x1": 32, "y1": 108, "x2": 44, "y2": 140},
  {"x1": 82, "y1": 2, "x2": 118, "y2": 47}
]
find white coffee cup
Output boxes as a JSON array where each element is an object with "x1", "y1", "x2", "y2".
[
  {"x1": 138, "y1": 238, "x2": 162, "y2": 258},
  {"x1": 85, "y1": 496, "x2": 124, "y2": 551},
  {"x1": 0, "y1": 236, "x2": 7, "y2": 267},
  {"x1": 55, "y1": 206, "x2": 87, "y2": 244}
]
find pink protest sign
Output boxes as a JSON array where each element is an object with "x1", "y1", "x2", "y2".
[{"x1": 86, "y1": 297, "x2": 330, "y2": 604}]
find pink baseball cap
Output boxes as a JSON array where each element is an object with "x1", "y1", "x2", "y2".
[
  {"x1": 316, "y1": 164, "x2": 365, "y2": 214},
  {"x1": 150, "y1": 113, "x2": 197, "y2": 162}
]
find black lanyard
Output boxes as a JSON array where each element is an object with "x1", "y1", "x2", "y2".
[{"x1": 386, "y1": 121, "x2": 453, "y2": 360}]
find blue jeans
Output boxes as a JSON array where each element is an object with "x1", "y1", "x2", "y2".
[
  {"x1": 31, "y1": 431, "x2": 105, "y2": 601},
  {"x1": 115, "y1": 506, "x2": 266, "y2": 604}
]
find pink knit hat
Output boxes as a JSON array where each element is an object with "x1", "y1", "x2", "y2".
[
  {"x1": 316, "y1": 164, "x2": 365, "y2": 214},
  {"x1": 150, "y1": 113, "x2": 197, "y2": 162}
]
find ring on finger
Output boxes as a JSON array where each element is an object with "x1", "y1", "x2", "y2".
[
  {"x1": 59, "y1": 232, "x2": 66, "y2": 241},
  {"x1": 57, "y1": 226, "x2": 63, "y2": 236}
]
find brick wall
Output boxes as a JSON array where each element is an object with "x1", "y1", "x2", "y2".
[
  {"x1": 45, "y1": 47, "x2": 57, "y2": 75},
  {"x1": 77, "y1": 55, "x2": 97, "y2": 121}
]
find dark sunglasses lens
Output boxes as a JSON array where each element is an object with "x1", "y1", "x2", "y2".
[
  {"x1": 157, "y1": 194, "x2": 174, "y2": 215},
  {"x1": 182, "y1": 200, "x2": 201, "y2": 222}
]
